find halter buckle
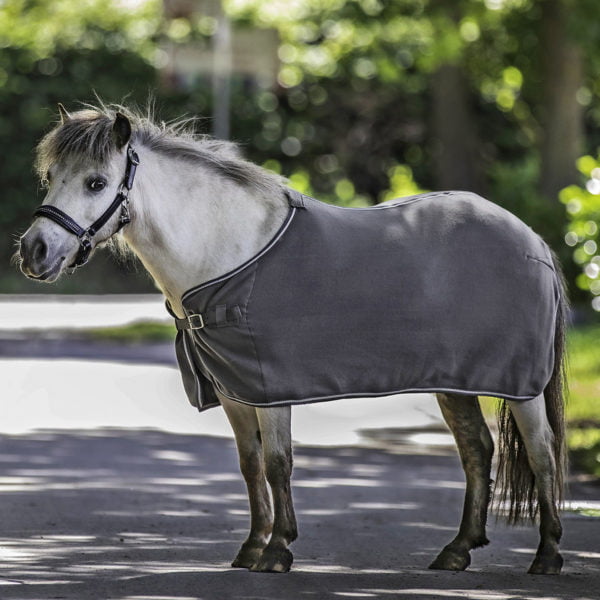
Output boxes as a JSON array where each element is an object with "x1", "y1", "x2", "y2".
[
  {"x1": 119, "y1": 198, "x2": 131, "y2": 227},
  {"x1": 187, "y1": 313, "x2": 205, "y2": 330},
  {"x1": 72, "y1": 235, "x2": 93, "y2": 267}
]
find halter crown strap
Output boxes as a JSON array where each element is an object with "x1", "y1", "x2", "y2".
[{"x1": 33, "y1": 144, "x2": 139, "y2": 267}]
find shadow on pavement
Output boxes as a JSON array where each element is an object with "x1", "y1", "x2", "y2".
[{"x1": 0, "y1": 429, "x2": 597, "y2": 599}]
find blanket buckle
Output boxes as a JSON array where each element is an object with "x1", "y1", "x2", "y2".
[{"x1": 187, "y1": 313, "x2": 205, "y2": 330}]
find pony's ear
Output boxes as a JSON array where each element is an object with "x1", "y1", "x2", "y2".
[
  {"x1": 112, "y1": 112, "x2": 132, "y2": 149},
  {"x1": 57, "y1": 103, "x2": 71, "y2": 124}
]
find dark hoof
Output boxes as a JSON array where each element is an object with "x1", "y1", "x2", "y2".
[
  {"x1": 528, "y1": 553, "x2": 563, "y2": 575},
  {"x1": 250, "y1": 546, "x2": 293, "y2": 573},
  {"x1": 231, "y1": 541, "x2": 266, "y2": 569},
  {"x1": 429, "y1": 546, "x2": 471, "y2": 571}
]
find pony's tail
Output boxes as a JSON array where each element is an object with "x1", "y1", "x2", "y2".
[{"x1": 494, "y1": 252, "x2": 568, "y2": 524}]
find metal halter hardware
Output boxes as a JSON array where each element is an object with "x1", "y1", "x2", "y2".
[{"x1": 33, "y1": 144, "x2": 140, "y2": 268}]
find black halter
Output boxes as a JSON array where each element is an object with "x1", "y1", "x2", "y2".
[{"x1": 33, "y1": 145, "x2": 140, "y2": 268}]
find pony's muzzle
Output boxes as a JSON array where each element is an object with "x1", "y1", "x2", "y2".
[{"x1": 19, "y1": 228, "x2": 68, "y2": 281}]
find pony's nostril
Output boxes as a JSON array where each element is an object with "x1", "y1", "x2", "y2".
[{"x1": 33, "y1": 238, "x2": 48, "y2": 263}]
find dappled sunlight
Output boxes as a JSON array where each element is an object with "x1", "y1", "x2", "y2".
[
  {"x1": 563, "y1": 550, "x2": 600, "y2": 560},
  {"x1": 350, "y1": 503, "x2": 419, "y2": 511},
  {"x1": 120, "y1": 597, "x2": 199, "y2": 600},
  {"x1": 408, "y1": 478, "x2": 464, "y2": 490},
  {"x1": 0, "y1": 430, "x2": 244, "y2": 588},
  {"x1": 401, "y1": 522, "x2": 456, "y2": 532},
  {"x1": 407, "y1": 432, "x2": 455, "y2": 446},
  {"x1": 97, "y1": 509, "x2": 214, "y2": 518},
  {"x1": 295, "y1": 477, "x2": 387, "y2": 488},
  {"x1": 366, "y1": 591, "x2": 540, "y2": 599},
  {"x1": 565, "y1": 499, "x2": 600, "y2": 515},
  {"x1": 119, "y1": 597, "x2": 200, "y2": 600},
  {"x1": 151, "y1": 449, "x2": 198, "y2": 463},
  {"x1": 292, "y1": 394, "x2": 442, "y2": 446},
  {"x1": 0, "y1": 429, "x2": 596, "y2": 597}
]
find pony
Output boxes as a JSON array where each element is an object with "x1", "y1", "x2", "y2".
[{"x1": 18, "y1": 104, "x2": 567, "y2": 575}]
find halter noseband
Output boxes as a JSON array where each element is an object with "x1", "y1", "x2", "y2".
[{"x1": 33, "y1": 144, "x2": 140, "y2": 268}]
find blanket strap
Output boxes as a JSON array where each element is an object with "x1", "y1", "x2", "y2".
[
  {"x1": 286, "y1": 188, "x2": 306, "y2": 208},
  {"x1": 175, "y1": 304, "x2": 242, "y2": 331}
]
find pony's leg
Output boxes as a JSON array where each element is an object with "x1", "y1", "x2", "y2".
[
  {"x1": 220, "y1": 395, "x2": 273, "y2": 569},
  {"x1": 507, "y1": 394, "x2": 563, "y2": 574},
  {"x1": 251, "y1": 405, "x2": 297, "y2": 573},
  {"x1": 430, "y1": 393, "x2": 494, "y2": 571}
]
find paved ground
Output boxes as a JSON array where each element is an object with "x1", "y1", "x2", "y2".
[
  {"x1": 0, "y1": 429, "x2": 598, "y2": 600},
  {"x1": 0, "y1": 311, "x2": 598, "y2": 599}
]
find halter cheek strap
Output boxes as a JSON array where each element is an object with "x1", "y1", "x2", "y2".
[{"x1": 33, "y1": 144, "x2": 140, "y2": 268}]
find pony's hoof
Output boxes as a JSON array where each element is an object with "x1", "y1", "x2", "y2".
[
  {"x1": 250, "y1": 547, "x2": 293, "y2": 573},
  {"x1": 231, "y1": 543, "x2": 265, "y2": 569},
  {"x1": 429, "y1": 547, "x2": 471, "y2": 571},
  {"x1": 528, "y1": 552, "x2": 563, "y2": 575}
]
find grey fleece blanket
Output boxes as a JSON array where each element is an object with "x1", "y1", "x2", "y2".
[{"x1": 170, "y1": 190, "x2": 560, "y2": 411}]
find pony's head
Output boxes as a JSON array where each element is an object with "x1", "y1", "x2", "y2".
[{"x1": 19, "y1": 104, "x2": 135, "y2": 282}]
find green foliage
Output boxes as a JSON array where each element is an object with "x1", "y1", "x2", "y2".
[
  {"x1": 3, "y1": 0, "x2": 600, "y2": 298},
  {"x1": 225, "y1": 0, "x2": 594, "y2": 217},
  {"x1": 569, "y1": 429, "x2": 600, "y2": 479},
  {"x1": 565, "y1": 323, "x2": 600, "y2": 476},
  {"x1": 221, "y1": 1, "x2": 453, "y2": 204},
  {"x1": 488, "y1": 156, "x2": 569, "y2": 254},
  {"x1": 380, "y1": 164, "x2": 427, "y2": 202},
  {"x1": 478, "y1": 323, "x2": 600, "y2": 478},
  {"x1": 567, "y1": 324, "x2": 600, "y2": 421},
  {"x1": 86, "y1": 321, "x2": 176, "y2": 342},
  {"x1": 0, "y1": 0, "x2": 165, "y2": 293},
  {"x1": 561, "y1": 157, "x2": 600, "y2": 309}
]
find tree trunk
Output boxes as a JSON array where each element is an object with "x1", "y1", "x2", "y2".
[
  {"x1": 430, "y1": 63, "x2": 486, "y2": 194},
  {"x1": 538, "y1": 0, "x2": 584, "y2": 201}
]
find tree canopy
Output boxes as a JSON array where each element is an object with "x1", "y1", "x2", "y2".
[{"x1": 1, "y1": 0, "x2": 599, "y2": 306}]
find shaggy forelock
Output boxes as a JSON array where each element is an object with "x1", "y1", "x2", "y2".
[
  {"x1": 35, "y1": 103, "x2": 286, "y2": 195},
  {"x1": 36, "y1": 109, "x2": 116, "y2": 178}
]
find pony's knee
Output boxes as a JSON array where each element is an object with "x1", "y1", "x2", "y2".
[
  {"x1": 239, "y1": 447, "x2": 264, "y2": 482},
  {"x1": 256, "y1": 407, "x2": 293, "y2": 486},
  {"x1": 264, "y1": 448, "x2": 292, "y2": 486}
]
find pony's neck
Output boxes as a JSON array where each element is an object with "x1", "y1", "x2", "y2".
[{"x1": 122, "y1": 147, "x2": 289, "y2": 317}]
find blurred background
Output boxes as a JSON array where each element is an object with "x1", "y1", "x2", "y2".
[
  {"x1": 0, "y1": 0, "x2": 599, "y2": 472},
  {"x1": 1, "y1": 0, "x2": 600, "y2": 301}
]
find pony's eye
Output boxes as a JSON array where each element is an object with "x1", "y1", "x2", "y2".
[{"x1": 86, "y1": 177, "x2": 107, "y2": 193}]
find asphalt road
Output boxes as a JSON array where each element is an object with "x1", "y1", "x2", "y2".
[
  {"x1": 0, "y1": 429, "x2": 598, "y2": 600},
  {"x1": 0, "y1": 336, "x2": 598, "y2": 599}
]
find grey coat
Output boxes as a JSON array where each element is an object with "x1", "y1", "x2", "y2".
[{"x1": 170, "y1": 190, "x2": 560, "y2": 411}]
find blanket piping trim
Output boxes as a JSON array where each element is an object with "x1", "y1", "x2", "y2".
[
  {"x1": 197, "y1": 382, "x2": 541, "y2": 413},
  {"x1": 181, "y1": 190, "x2": 462, "y2": 304},
  {"x1": 526, "y1": 254, "x2": 556, "y2": 271},
  {"x1": 182, "y1": 205, "x2": 297, "y2": 302},
  {"x1": 181, "y1": 330, "x2": 202, "y2": 406}
]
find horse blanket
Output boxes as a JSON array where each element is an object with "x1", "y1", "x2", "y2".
[{"x1": 170, "y1": 190, "x2": 560, "y2": 412}]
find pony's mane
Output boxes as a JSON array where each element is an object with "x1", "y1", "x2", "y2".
[{"x1": 35, "y1": 103, "x2": 286, "y2": 195}]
